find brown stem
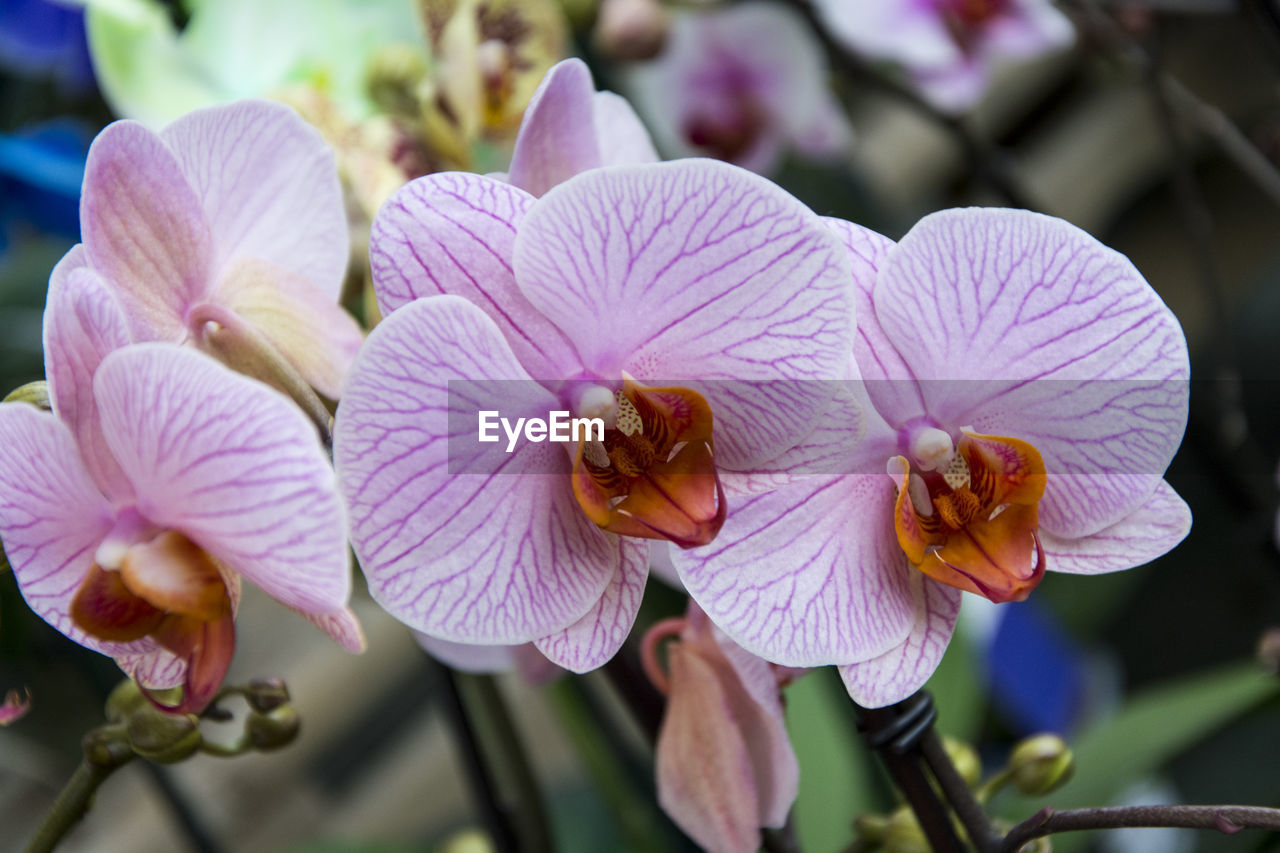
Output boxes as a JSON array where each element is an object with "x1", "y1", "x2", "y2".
[
  {"x1": 1001, "y1": 804, "x2": 1280, "y2": 851},
  {"x1": 920, "y1": 729, "x2": 1000, "y2": 852}
]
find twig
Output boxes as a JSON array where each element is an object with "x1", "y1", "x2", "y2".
[
  {"x1": 1000, "y1": 804, "x2": 1280, "y2": 851},
  {"x1": 920, "y1": 729, "x2": 1000, "y2": 852}
]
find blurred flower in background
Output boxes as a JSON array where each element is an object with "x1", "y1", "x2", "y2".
[
  {"x1": 626, "y1": 0, "x2": 851, "y2": 174},
  {"x1": 0, "y1": 0, "x2": 92, "y2": 92},
  {"x1": 813, "y1": 0, "x2": 1075, "y2": 112}
]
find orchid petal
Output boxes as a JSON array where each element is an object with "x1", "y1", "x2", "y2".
[
  {"x1": 592, "y1": 91, "x2": 659, "y2": 166},
  {"x1": 216, "y1": 257, "x2": 365, "y2": 399},
  {"x1": 839, "y1": 573, "x2": 962, "y2": 708},
  {"x1": 80, "y1": 120, "x2": 213, "y2": 341},
  {"x1": 0, "y1": 403, "x2": 148, "y2": 660},
  {"x1": 673, "y1": 475, "x2": 915, "y2": 666},
  {"x1": 43, "y1": 250, "x2": 133, "y2": 502},
  {"x1": 334, "y1": 296, "x2": 619, "y2": 644},
  {"x1": 873, "y1": 208, "x2": 1189, "y2": 537},
  {"x1": 534, "y1": 537, "x2": 649, "y2": 672},
  {"x1": 514, "y1": 159, "x2": 855, "y2": 468},
  {"x1": 94, "y1": 344, "x2": 351, "y2": 614},
  {"x1": 983, "y1": 1, "x2": 1075, "y2": 58},
  {"x1": 417, "y1": 633, "x2": 520, "y2": 673},
  {"x1": 507, "y1": 58, "x2": 603, "y2": 197},
  {"x1": 160, "y1": 99, "x2": 349, "y2": 300},
  {"x1": 812, "y1": 0, "x2": 961, "y2": 68},
  {"x1": 299, "y1": 607, "x2": 367, "y2": 653},
  {"x1": 1042, "y1": 479, "x2": 1190, "y2": 574},
  {"x1": 369, "y1": 172, "x2": 578, "y2": 379}
]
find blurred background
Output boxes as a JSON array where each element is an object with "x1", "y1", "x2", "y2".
[{"x1": 2, "y1": 0, "x2": 1280, "y2": 851}]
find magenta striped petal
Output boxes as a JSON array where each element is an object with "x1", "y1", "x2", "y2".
[
  {"x1": 334, "y1": 296, "x2": 620, "y2": 644},
  {"x1": 838, "y1": 573, "x2": 961, "y2": 707},
  {"x1": 513, "y1": 159, "x2": 856, "y2": 468},
  {"x1": 507, "y1": 58, "x2": 603, "y2": 197},
  {"x1": 1041, "y1": 479, "x2": 1190, "y2": 574},
  {"x1": 534, "y1": 537, "x2": 650, "y2": 672},
  {"x1": 369, "y1": 172, "x2": 579, "y2": 380},
  {"x1": 93, "y1": 344, "x2": 351, "y2": 614},
  {"x1": 673, "y1": 475, "x2": 915, "y2": 666},
  {"x1": 161, "y1": 99, "x2": 349, "y2": 301}
]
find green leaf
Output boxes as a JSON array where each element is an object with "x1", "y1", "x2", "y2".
[
  {"x1": 998, "y1": 661, "x2": 1278, "y2": 849},
  {"x1": 788, "y1": 668, "x2": 883, "y2": 852}
]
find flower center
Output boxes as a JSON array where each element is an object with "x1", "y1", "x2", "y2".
[
  {"x1": 943, "y1": 0, "x2": 1007, "y2": 27},
  {"x1": 571, "y1": 380, "x2": 725, "y2": 548},
  {"x1": 71, "y1": 527, "x2": 235, "y2": 713},
  {"x1": 889, "y1": 428, "x2": 1047, "y2": 603}
]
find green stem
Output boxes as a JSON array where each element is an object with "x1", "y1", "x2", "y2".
[{"x1": 26, "y1": 729, "x2": 134, "y2": 853}]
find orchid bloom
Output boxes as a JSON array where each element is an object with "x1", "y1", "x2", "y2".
[
  {"x1": 0, "y1": 688, "x2": 32, "y2": 726},
  {"x1": 674, "y1": 207, "x2": 1191, "y2": 707},
  {"x1": 813, "y1": 0, "x2": 1075, "y2": 113},
  {"x1": 68, "y1": 98, "x2": 362, "y2": 406},
  {"x1": 627, "y1": 1, "x2": 852, "y2": 174},
  {"x1": 334, "y1": 155, "x2": 855, "y2": 673},
  {"x1": 0, "y1": 274, "x2": 360, "y2": 713},
  {"x1": 642, "y1": 605, "x2": 799, "y2": 853}
]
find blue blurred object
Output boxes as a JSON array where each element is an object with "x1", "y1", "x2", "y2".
[
  {"x1": 0, "y1": 120, "x2": 87, "y2": 254},
  {"x1": 986, "y1": 597, "x2": 1086, "y2": 734},
  {"x1": 0, "y1": 0, "x2": 93, "y2": 91}
]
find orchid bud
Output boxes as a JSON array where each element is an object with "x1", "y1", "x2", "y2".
[
  {"x1": 1257, "y1": 627, "x2": 1280, "y2": 675},
  {"x1": 942, "y1": 735, "x2": 982, "y2": 787},
  {"x1": 104, "y1": 679, "x2": 147, "y2": 723},
  {"x1": 883, "y1": 806, "x2": 929, "y2": 853},
  {"x1": 245, "y1": 678, "x2": 291, "y2": 713},
  {"x1": 593, "y1": 0, "x2": 668, "y2": 61},
  {"x1": 3, "y1": 380, "x2": 50, "y2": 409},
  {"x1": 126, "y1": 705, "x2": 203, "y2": 764},
  {"x1": 247, "y1": 705, "x2": 301, "y2": 751},
  {"x1": 1009, "y1": 733, "x2": 1074, "y2": 795}
]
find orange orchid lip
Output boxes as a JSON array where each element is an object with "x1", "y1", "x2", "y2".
[
  {"x1": 70, "y1": 531, "x2": 235, "y2": 713},
  {"x1": 571, "y1": 379, "x2": 726, "y2": 548},
  {"x1": 892, "y1": 429, "x2": 1047, "y2": 603}
]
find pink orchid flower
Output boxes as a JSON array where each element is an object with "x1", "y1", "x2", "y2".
[
  {"x1": 0, "y1": 275, "x2": 360, "y2": 713},
  {"x1": 0, "y1": 688, "x2": 32, "y2": 726},
  {"x1": 674, "y1": 207, "x2": 1191, "y2": 707},
  {"x1": 66, "y1": 98, "x2": 363, "y2": 402},
  {"x1": 334, "y1": 155, "x2": 856, "y2": 673},
  {"x1": 813, "y1": 0, "x2": 1075, "y2": 113},
  {"x1": 643, "y1": 605, "x2": 800, "y2": 853},
  {"x1": 627, "y1": 1, "x2": 852, "y2": 174}
]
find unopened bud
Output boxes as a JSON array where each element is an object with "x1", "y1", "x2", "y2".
[
  {"x1": 126, "y1": 706, "x2": 202, "y2": 764},
  {"x1": 853, "y1": 813, "x2": 890, "y2": 843},
  {"x1": 593, "y1": 0, "x2": 668, "y2": 61},
  {"x1": 883, "y1": 806, "x2": 929, "y2": 853},
  {"x1": 82, "y1": 726, "x2": 134, "y2": 768},
  {"x1": 1009, "y1": 733, "x2": 1074, "y2": 795},
  {"x1": 245, "y1": 678, "x2": 291, "y2": 713},
  {"x1": 246, "y1": 705, "x2": 301, "y2": 751},
  {"x1": 4, "y1": 380, "x2": 50, "y2": 409},
  {"x1": 943, "y1": 735, "x2": 982, "y2": 787},
  {"x1": 441, "y1": 828, "x2": 497, "y2": 853}
]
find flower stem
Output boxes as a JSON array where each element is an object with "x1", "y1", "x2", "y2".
[
  {"x1": 920, "y1": 729, "x2": 1000, "y2": 852},
  {"x1": 1000, "y1": 804, "x2": 1280, "y2": 851},
  {"x1": 26, "y1": 727, "x2": 134, "y2": 853}
]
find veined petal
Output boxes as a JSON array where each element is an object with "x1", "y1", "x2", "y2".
[
  {"x1": 43, "y1": 251, "x2": 133, "y2": 502},
  {"x1": 1042, "y1": 479, "x2": 1190, "y2": 574},
  {"x1": 333, "y1": 296, "x2": 619, "y2": 644},
  {"x1": 0, "y1": 403, "x2": 145, "y2": 659},
  {"x1": 873, "y1": 207, "x2": 1189, "y2": 538},
  {"x1": 216, "y1": 257, "x2": 365, "y2": 399},
  {"x1": 80, "y1": 120, "x2": 213, "y2": 341},
  {"x1": 417, "y1": 633, "x2": 521, "y2": 673},
  {"x1": 507, "y1": 58, "x2": 603, "y2": 197},
  {"x1": 514, "y1": 159, "x2": 856, "y2": 469},
  {"x1": 160, "y1": 99, "x2": 349, "y2": 300},
  {"x1": 298, "y1": 607, "x2": 367, "y2": 653},
  {"x1": 673, "y1": 475, "x2": 915, "y2": 666},
  {"x1": 534, "y1": 537, "x2": 649, "y2": 672},
  {"x1": 93, "y1": 344, "x2": 351, "y2": 614},
  {"x1": 369, "y1": 172, "x2": 578, "y2": 379},
  {"x1": 839, "y1": 573, "x2": 962, "y2": 708}
]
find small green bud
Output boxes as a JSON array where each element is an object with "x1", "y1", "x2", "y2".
[
  {"x1": 853, "y1": 813, "x2": 890, "y2": 843},
  {"x1": 1009, "y1": 733, "x2": 1075, "y2": 795},
  {"x1": 246, "y1": 705, "x2": 301, "y2": 751},
  {"x1": 245, "y1": 678, "x2": 290, "y2": 713},
  {"x1": 883, "y1": 807, "x2": 929, "y2": 853},
  {"x1": 3, "y1": 380, "x2": 50, "y2": 409},
  {"x1": 942, "y1": 735, "x2": 982, "y2": 787},
  {"x1": 441, "y1": 828, "x2": 496, "y2": 853},
  {"x1": 126, "y1": 706, "x2": 203, "y2": 764},
  {"x1": 104, "y1": 679, "x2": 147, "y2": 723}
]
